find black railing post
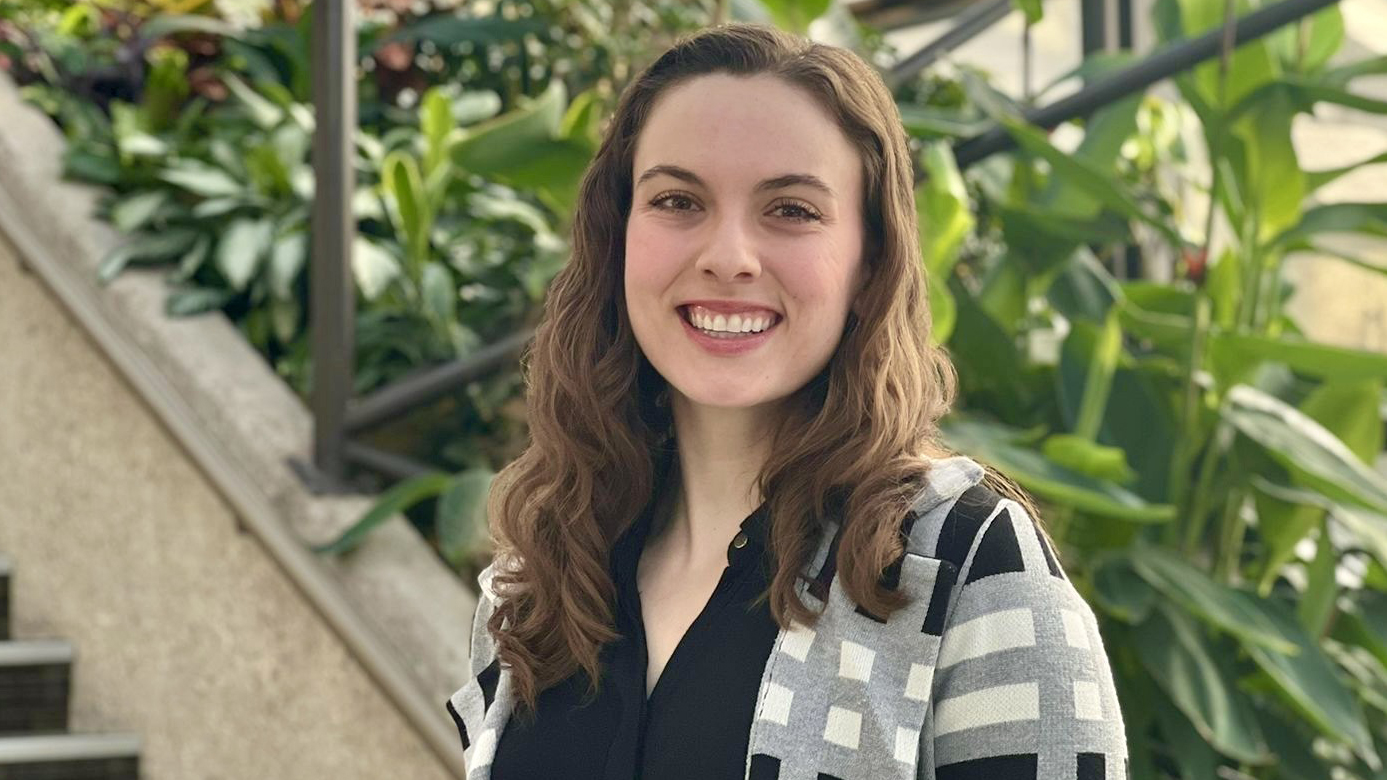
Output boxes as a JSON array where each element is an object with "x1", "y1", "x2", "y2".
[
  {"x1": 1082, "y1": 0, "x2": 1120, "y2": 55},
  {"x1": 310, "y1": 0, "x2": 357, "y2": 481}
]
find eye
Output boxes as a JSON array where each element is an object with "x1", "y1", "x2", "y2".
[
  {"x1": 770, "y1": 199, "x2": 822, "y2": 223},
  {"x1": 649, "y1": 191, "x2": 700, "y2": 212}
]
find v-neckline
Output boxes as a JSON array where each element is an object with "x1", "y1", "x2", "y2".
[{"x1": 637, "y1": 557, "x2": 737, "y2": 703}]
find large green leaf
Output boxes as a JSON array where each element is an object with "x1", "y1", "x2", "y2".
[
  {"x1": 452, "y1": 90, "x2": 503, "y2": 127},
  {"x1": 165, "y1": 286, "x2": 234, "y2": 317},
  {"x1": 945, "y1": 280, "x2": 1034, "y2": 420},
  {"x1": 917, "y1": 141, "x2": 973, "y2": 278},
  {"x1": 1131, "y1": 603, "x2": 1271, "y2": 764},
  {"x1": 452, "y1": 80, "x2": 567, "y2": 175},
  {"x1": 1150, "y1": 688, "x2": 1223, "y2": 780},
  {"x1": 1253, "y1": 478, "x2": 1387, "y2": 576},
  {"x1": 1254, "y1": 708, "x2": 1336, "y2": 780},
  {"x1": 1092, "y1": 552, "x2": 1157, "y2": 623},
  {"x1": 1335, "y1": 592, "x2": 1387, "y2": 671},
  {"x1": 419, "y1": 87, "x2": 458, "y2": 179},
  {"x1": 97, "y1": 228, "x2": 200, "y2": 283},
  {"x1": 1208, "y1": 332, "x2": 1387, "y2": 385},
  {"x1": 1243, "y1": 598, "x2": 1377, "y2": 765},
  {"x1": 1252, "y1": 480, "x2": 1326, "y2": 595},
  {"x1": 1041, "y1": 434, "x2": 1136, "y2": 484},
  {"x1": 1231, "y1": 88, "x2": 1304, "y2": 242},
  {"x1": 940, "y1": 416, "x2": 1175, "y2": 523},
  {"x1": 382, "y1": 151, "x2": 431, "y2": 274},
  {"x1": 994, "y1": 114, "x2": 1181, "y2": 246},
  {"x1": 352, "y1": 237, "x2": 402, "y2": 301},
  {"x1": 420, "y1": 261, "x2": 457, "y2": 325},
  {"x1": 1271, "y1": 202, "x2": 1387, "y2": 250},
  {"x1": 110, "y1": 190, "x2": 170, "y2": 233},
  {"x1": 216, "y1": 218, "x2": 273, "y2": 292},
  {"x1": 312, "y1": 472, "x2": 454, "y2": 556},
  {"x1": 1038, "y1": 95, "x2": 1141, "y2": 220},
  {"x1": 1303, "y1": 243, "x2": 1387, "y2": 280},
  {"x1": 1298, "y1": 517, "x2": 1337, "y2": 636},
  {"x1": 1074, "y1": 313, "x2": 1122, "y2": 440},
  {"x1": 1231, "y1": 78, "x2": 1387, "y2": 122},
  {"x1": 1047, "y1": 249, "x2": 1122, "y2": 323},
  {"x1": 1224, "y1": 384, "x2": 1387, "y2": 514},
  {"x1": 1265, "y1": 4, "x2": 1342, "y2": 74},
  {"x1": 159, "y1": 160, "x2": 245, "y2": 198},
  {"x1": 1128, "y1": 544, "x2": 1298, "y2": 654},
  {"x1": 1305, "y1": 150, "x2": 1387, "y2": 194},
  {"x1": 222, "y1": 73, "x2": 283, "y2": 130},
  {"x1": 436, "y1": 468, "x2": 495, "y2": 568},
  {"x1": 268, "y1": 232, "x2": 306, "y2": 301},
  {"x1": 916, "y1": 142, "x2": 971, "y2": 343},
  {"x1": 897, "y1": 105, "x2": 991, "y2": 138}
]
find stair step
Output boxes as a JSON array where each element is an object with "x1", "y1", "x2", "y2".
[
  {"x1": 0, "y1": 554, "x2": 10, "y2": 642},
  {"x1": 0, "y1": 641, "x2": 71, "y2": 735},
  {"x1": 0, "y1": 733, "x2": 140, "y2": 780}
]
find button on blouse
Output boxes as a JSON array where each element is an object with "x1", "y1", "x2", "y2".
[{"x1": 490, "y1": 499, "x2": 779, "y2": 779}]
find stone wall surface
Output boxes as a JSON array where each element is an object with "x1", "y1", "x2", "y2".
[{"x1": 0, "y1": 235, "x2": 457, "y2": 780}]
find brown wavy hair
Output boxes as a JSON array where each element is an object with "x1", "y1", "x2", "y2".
[{"x1": 485, "y1": 21, "x2": 1040, "y2": 714}]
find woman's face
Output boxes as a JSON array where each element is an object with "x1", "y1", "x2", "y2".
[{"x1": 624, "y1": 73, "x2": 868, "y2": 416}]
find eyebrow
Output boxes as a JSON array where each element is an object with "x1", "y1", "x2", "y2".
[{"x1": 635, "y1": 164, "x2": 836, "y2": 199}]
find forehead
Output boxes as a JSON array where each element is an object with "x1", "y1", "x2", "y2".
[{"x1": 632, "y1": 73, "x2": 861, "y2": 195}]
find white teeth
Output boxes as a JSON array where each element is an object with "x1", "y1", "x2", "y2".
[{"x1": 682, "y1": 306, "x2": 776, "y2": 334}]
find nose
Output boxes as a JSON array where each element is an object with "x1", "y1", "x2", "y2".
[{"x1": 694, "y1": 213, "x2": 762, "y2": 282}]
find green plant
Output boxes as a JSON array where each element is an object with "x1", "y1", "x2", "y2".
[{"x1": 900, "y1": 1, "x2": 1387, "y2": 777}]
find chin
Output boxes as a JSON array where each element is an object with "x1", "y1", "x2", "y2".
[{"x1": 667, "y1": 380, "x2": 777, "y2": 411}]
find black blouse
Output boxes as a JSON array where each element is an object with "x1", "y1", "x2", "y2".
[{"x1": 490, "y1": 498, "x2": 780, "y2": 779}]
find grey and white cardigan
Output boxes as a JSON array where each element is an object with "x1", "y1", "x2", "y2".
[{"x1": 446, "y1": 456, "x2": 1129, "y2": 779}]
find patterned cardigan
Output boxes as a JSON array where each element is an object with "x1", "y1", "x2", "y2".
[{"x1": 446, "y1": 456, "x2": 1130, "y2": 779}]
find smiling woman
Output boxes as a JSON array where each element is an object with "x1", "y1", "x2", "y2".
[
  {"x1": 626, "y1": 72, "x2": 866, "y2": 406},
  {"x1": 446, "y1": 22, "x2": 1128, "y2": 780}
]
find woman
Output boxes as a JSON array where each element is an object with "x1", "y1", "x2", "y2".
[{"x1": 447, "y1": 22, "x2": 1127, "y2": 780}]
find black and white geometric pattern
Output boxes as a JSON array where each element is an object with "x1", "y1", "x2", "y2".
[{"x1": 446, "y1": 456, "x2": 1130, "y2": 779}]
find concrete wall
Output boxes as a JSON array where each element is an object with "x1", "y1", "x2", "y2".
[{"x1": 0, "y1": 234, "x2": 455, "y2": 779}]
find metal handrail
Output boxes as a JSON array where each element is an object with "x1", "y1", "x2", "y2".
[
  {"x1": 884, "y1": 0, "x2": 1013, "y2": 91},
  {"x1": 346, "y1": 328, "x2": 534, "y2": 435}
]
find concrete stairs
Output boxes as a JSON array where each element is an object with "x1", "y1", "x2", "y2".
[{"x1": 0, "y1": 553, "x2": 141, "y2": 780}]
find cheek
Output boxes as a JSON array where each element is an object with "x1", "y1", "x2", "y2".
[
  {"x1": 624, "y1": 224, "x2": 682, "y2": 295},
  {"x1": 770, "y1": 254, "x2": 856, "y2": 315}
]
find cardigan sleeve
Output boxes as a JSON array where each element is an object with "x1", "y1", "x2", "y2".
[{"x1": 925, "y1": 499, "x2": 1129, "y2": 780}]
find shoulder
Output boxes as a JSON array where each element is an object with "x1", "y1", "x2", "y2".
[{"x1": 902, "y1": 457, "x2": 1065, "y2": 587}]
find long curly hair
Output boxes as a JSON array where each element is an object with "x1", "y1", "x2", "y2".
[{"x1": 485, "y1": 22, "x2": 1036, "y2": 714}]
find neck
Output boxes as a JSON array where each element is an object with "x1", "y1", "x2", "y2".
[{"x1": 655, "y1": 392, "x2": 779, "y2": 568}]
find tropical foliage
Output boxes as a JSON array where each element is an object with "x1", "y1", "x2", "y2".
[{"x1": 7, "y1": 0, "x2": 1387, "y2": 776}]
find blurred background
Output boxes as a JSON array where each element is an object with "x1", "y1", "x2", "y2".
[{"x1": 1, "y1": 0, "x2": 1386, "y2": 777}]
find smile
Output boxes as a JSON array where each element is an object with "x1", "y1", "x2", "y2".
[
  {"x1": 679, "y1": 305, "x2": 780, "y2": 335},
  {"x1": 676, "y1": 305, "x2": 781, "y2": 356}
]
